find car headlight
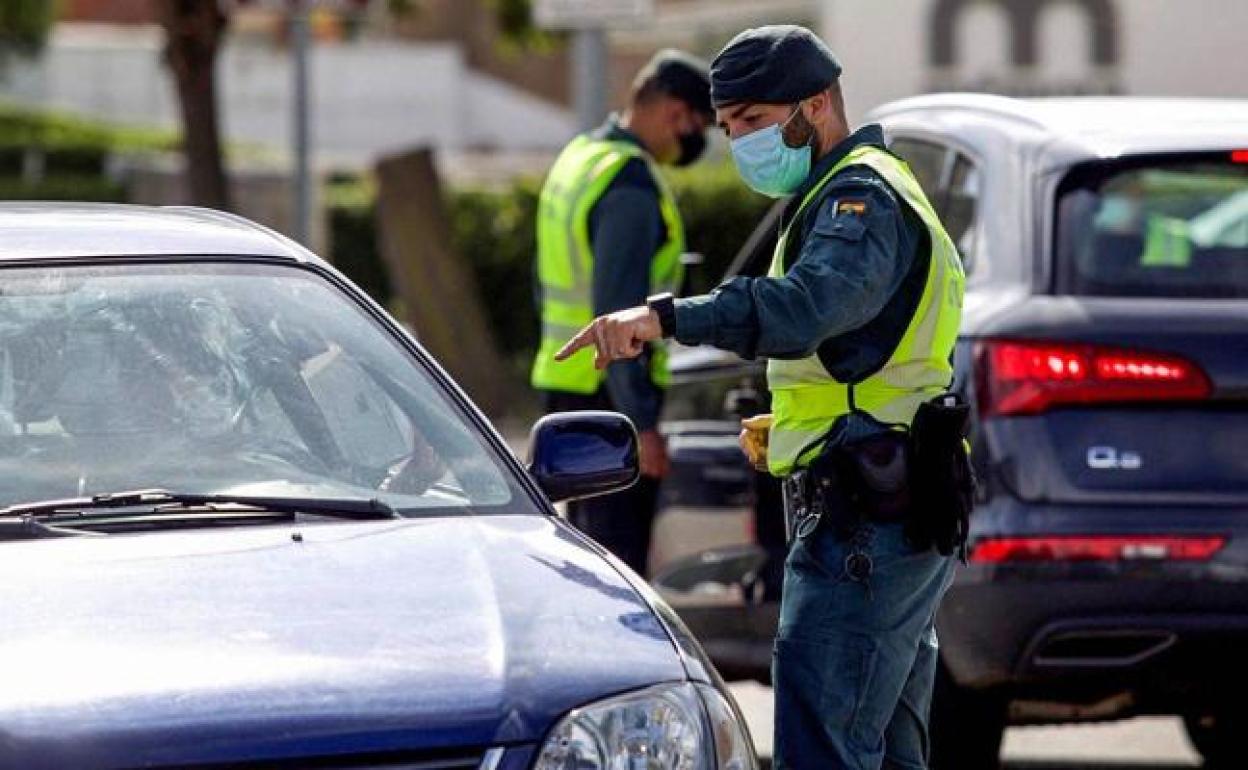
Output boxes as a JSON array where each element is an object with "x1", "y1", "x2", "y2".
[{"x1": 533, "y1": 682, "x2": 757, "y2": 770}]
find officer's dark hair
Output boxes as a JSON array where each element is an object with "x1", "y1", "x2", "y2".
[
  {"x1": 630, "y1": 73, "x2": 670, "y2": 107},
  {"x1": 828, "y1": 81, "x2": 849, "y2": 127},
  {"x1": 795, "y1": 81, "x2": 848, "y2": 131},
  {"x1": 628, "y1": 51, "x2": 714, "y2": 118}
]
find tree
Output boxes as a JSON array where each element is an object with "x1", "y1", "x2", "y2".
[
  {"x1": 155, "y1": 0, "x2": 231, "y2": 210},
  {"x1": 489, "y1": 0, "x2": 561, "y2": 51},
  {"x1": 0, "y1": 0, "x2": 54, "y2": 71}
]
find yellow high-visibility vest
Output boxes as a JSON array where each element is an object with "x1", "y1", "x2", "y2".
[
  {"x1": 766, "y1": 145, "x2": 965, "y2": 475},
  {"x1": 531, "y1": 135, "x2": 685, "y2": 394}
]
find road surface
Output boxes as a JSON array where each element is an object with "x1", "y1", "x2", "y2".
[{"x1": 727, "y1": 681, "x2": 1205, "y2": 768}]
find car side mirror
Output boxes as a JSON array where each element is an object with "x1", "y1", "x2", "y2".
[
  {"x1": 528, "y1": 411, "x2": 639, "y2": 504},
  {"x1": 679, "y1": 251, "x2": 704, "y2": 296},
  {"x1": 723, "y1": 384, "x2": 762, "y2": 420}
]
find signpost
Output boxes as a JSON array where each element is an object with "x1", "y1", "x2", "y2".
[
  {"x1": 290, "y1": 0, "x2": 312, "y2": 247},
  {"x1": 533, "y1": 0, "x2": 655, "y2": 29},
  {"x1": 534, "y1": 0, "x2": 655, "y2": 131}
]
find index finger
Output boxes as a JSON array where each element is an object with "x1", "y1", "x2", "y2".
[{"x1": 554, "y1": 323, "x2": 596, "y2": 361}]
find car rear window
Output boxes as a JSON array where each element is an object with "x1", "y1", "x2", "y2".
[{"x1": 1056, "y1": 153, "x2": 1248, "y2": 298}]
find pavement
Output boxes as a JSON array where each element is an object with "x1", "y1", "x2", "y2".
[{"x1": 727, "y1": 681, "x2": 1204, "y2": 768}]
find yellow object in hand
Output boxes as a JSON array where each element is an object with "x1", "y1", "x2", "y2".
[{"x1": 739, "y1": 413, "x2": 773, "y2": 472}]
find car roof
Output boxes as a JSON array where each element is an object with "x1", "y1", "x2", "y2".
[
  {"x1": 0, "y1": 203, "x2": 317, "y2": 263},
  {"x1": 870, "y1": 94, "x2": 1248, "y2": 159}
]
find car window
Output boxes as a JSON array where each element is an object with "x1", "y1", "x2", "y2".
[
  {"x1": 944, "y1": 154, "x2": 981, "y2": 271},
  {"x1": 1056, "y1": 155, "x2": 1248, "y2": 298},
  {"x1": 890, "y1": 138, "x2": 946, "y2": 199},
  {"x1": 890, "y1": 137, "x2": 982, "y2": 275},
  {"x1": 0, "y1": 262, "x2": 530, "y2": 514}
]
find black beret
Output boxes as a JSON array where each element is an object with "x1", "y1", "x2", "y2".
[
  {"x1": 635, "y1": 48, "x2": 713, "y2": 119},
  {"x1": 711, "y1": 25, "x2": 842, "y2": 108}
]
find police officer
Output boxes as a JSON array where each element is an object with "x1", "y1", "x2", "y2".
[
  {"x1": 556, "y1": 25, "x2": 965, "y2": 770},
  {"x1": 531, "y1": 50, "x2": 713, "y2": 576}
]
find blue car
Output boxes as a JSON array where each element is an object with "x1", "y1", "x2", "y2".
[{"x1": 0, "y1": 204, "x2": 756, "y2": 770}]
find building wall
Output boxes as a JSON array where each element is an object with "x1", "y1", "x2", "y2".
[
  {"x1": 816, "y1": 0, "x2": 1248, "y2": 123},
  {"x1": 388, "y1": 0, "x2": 571, "y2": 107},
  {"x1": 61, "y1": 0, "x2": 154, "y2": 25},
  {"x1": 4, "y1": 24, "x2": 576, "y2": 167}
]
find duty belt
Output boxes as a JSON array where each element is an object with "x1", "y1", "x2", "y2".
[
  {"x1": 781, "y1": 466, "x2": 838, "y2": 542},
  {"x1": 781, "y1": 466, "x2": 876, "y2": 586}
]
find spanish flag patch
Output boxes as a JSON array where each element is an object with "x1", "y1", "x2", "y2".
[{"x1": 836, "y1": 199, "x2": 867, "y2": 216}]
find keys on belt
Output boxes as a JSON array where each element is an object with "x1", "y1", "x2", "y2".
[{"x1": 784, "y1": 467, "x2": 876, "y2": 588}]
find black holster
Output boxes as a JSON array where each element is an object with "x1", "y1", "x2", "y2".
[
  {"x1": 816, "y1": 430, "x2": 911, "y2": 525},
  {"x1": 783, "y1": 429, "x2": 911, "y2": 543},
  {"x1": 782, "y1": 394, "x2": 977, "y2": 555},
  {"x1": 905, "y1": 394, "x2": 977, "y2": 557}
]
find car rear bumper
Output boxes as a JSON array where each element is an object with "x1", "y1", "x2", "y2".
[{"x1": 939, "y1": 564, "x2": 1248, "y2": 710}]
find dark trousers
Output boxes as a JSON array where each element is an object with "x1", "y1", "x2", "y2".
[
  {"x1": 541, "y1": 390, "x2": 661, "y2": 577},
  {"x1": 774, "y1": 492, "x2": 955, "y2": 770}
]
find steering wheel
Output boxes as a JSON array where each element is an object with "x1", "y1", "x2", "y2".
[{"x1": 376, "y1": 433, "x2": 446, "y2": 496}]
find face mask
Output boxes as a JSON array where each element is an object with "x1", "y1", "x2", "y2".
[
  {"x1": 675, "y1": 129, "x2": 707, "y2": 167},
  {"x1": 729, "y1": 105, "x2": 813, "y2": 198}
]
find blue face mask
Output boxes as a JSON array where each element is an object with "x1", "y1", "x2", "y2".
[{"x1": 729, "y1": 106, "x2": 813, "y2": 198}]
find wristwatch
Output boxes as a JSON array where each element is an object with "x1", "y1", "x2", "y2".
[{"x1": 646, "y1": 292, "x2": 676, "y2": 338}]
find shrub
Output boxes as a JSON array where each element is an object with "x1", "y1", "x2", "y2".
[
  {"x1": 0, "y1": 175, "x2": 125, "y2": 202},
  {"x1": 0, "y1": 102, "x2": 176, "y2": 153},
  {"x1": 667, "y1": 159, "x2": 772, "y2": 291}
]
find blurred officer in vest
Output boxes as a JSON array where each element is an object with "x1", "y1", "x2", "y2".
[
  {"x1": 555, "y1": 25, "x2": 969, "y2": 770},
  {"x1": 531, "y1": 50, "x2": 713, "y2": 576}
]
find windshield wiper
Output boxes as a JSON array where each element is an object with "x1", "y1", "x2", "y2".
[
  {"x1": 0, "y1": 488, "x2": 400, "y2": 522},
  {"x1": 0, "y1": 517, "x2": 108, "y2": 540}
]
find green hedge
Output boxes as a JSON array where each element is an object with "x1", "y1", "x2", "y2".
[
  {"x1": 0, "y1": 175, "x2": 125, "y2": 202},
  {"x1": 668, "y1": 159, "x2": 773, "y2": 291},
  {"x1": 0, "y1": 102, "x2": 175, "y2": 153},
  {"x1": 328, "y1": 160, "x2": 769, "y2": 368},
  {"x1": 0, "y1": 104, "x2": 174, "y2": 203}
]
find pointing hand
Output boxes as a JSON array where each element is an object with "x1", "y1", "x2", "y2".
[{"x1": 554, "y1": 305, "x2": 663, "y2": 369}]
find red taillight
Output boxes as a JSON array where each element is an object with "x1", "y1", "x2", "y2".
[
  {"x1": 1232, "y1": 149, "x2": 1248, "y2": 164},
  {"x1": 976, "y1": 340, "x2": 1211, "y2": 417},
  {"x1": 970, "y1": 535, "x2": 1227, "y2": 563}
]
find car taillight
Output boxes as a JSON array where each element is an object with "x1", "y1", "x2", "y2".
[
  {"x1": 975, "y1": 340, "x2": 1211, "y2": 417},
  {"x1": 970, "y1": 535, "x2": 1227, "y2": 563}
]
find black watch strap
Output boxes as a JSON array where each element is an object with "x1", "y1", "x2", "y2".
[{"x1": 647, "y1": 292, "x2": 676, "y2": 338}]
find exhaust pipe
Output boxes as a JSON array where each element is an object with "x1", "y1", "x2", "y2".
[{"x1": 1031, "y1": 628, "x2": 1177, "y2": 668}]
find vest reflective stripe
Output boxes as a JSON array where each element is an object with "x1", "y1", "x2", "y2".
[
  {"x1": 531, "y1": 135, "x2": 685, "y2": 394},
  {"x1": 766, "y1": 145, "x2": 965, "y2": 475}
]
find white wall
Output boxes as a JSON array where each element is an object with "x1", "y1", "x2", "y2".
[
  {"x1": 816, "y1": 0, "x2": 1248, "y2": 124},
  {"x1": 1, "y1": 24, "x2": 576, "y2": 167}
]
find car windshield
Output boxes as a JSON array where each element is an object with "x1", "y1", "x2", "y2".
[
  {"x1": 1056, "y1": 153, "x2": 1248, "y2": 297},
  {"x1": 0, "y1": 262, "x2": 530, "y2": 515}
]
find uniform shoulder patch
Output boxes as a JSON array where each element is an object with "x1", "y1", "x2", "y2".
[{"x1": 835, "y1": 198, "x2": 868, "y2": 216}]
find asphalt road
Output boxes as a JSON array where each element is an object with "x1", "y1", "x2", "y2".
[{"x1": 727, "y1": 681, "x2": 1205, "y2": 768}]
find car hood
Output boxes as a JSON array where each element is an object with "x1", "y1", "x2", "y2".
[{"x1": 0, "y1": 514, "x2": 684, "y2": 768}]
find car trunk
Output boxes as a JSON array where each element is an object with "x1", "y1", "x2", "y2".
[{"x1": 976, "y1": 295, "x2": 1248, "y2": 507}]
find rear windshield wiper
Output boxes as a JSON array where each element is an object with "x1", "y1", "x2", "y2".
[{"x1": 0, "y1": 488, "x2": 399, "y2": 522}]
